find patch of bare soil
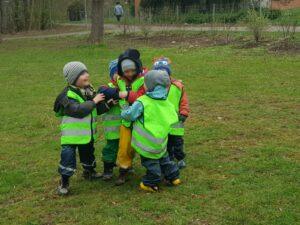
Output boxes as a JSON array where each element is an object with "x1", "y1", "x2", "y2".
[
  {"x1": 233, "y1": 37, "x2": 300, "y2": 54},
  {"x1": 268, "y1": 39, "x2": 300, "y2": 54},
  {"x1": 110, "y1": 32, "x2": 230, "y2": 48}
]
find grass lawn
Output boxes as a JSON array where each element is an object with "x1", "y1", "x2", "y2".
[{"x1": 0, "y1": 34, "x2": 299, "y2": 225}]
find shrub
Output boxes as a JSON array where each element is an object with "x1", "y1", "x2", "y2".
[
  {"x1": 278, "y1": 11, "x2": 298, "y2": 40},
  {"x1": 245, "y1": 10, "x2": 269, "y2": 43}
]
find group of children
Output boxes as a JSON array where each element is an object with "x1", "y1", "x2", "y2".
[{"x1": 54, "y1": 49, "x2": 190, "y2": 195}]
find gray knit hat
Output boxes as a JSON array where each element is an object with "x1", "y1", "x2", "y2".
[
  {"x1": 144, "y1": 70, "x2": 170, "y2": 91},
  {"x1": 63, "y1": 61, "x2": 88, "y2": 84},
  {"x1": 121, "y1": 59, "x2": 136, "y2": 72}
]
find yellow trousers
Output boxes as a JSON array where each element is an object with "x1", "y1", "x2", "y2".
[{"x1": 116, "y1": 125, "x2": 135, "y2": 169}]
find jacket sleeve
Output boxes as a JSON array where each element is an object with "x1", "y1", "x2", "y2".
[
  {"x1": 96, "y1": 101, "x2": 112, "y2": 115},
  {"x1": 62, "y1": 97, "x2": 96, "y2": 119},
  {"x1": 127, "y1": 85, "x2": 146, "y2": 104},
  {"x1": 121, "y1": 101, "x2": 143, "y2": 122},
  {"x1": 179, "y1": 86, "x2": 190, "y2": 117}
]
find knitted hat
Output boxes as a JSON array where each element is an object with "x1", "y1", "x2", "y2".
[
  {"x1": 152, "y1": 57, "x2": 172, "y2": 76},
  {"x1": 121, "y1": 59, "x2": 136, "y2": 72},
  {"x1": 109, "y1": 59, "x2": 118, "y2": 80},
  {"x1": 63, "y1": 61, "x2": 88, "y2": 85},
  {"x1": 144, "y1": 70, "x2": 170, "y2": 92}
]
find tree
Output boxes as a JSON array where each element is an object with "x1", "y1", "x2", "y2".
[{"x1": 89, "y1": 0, "x2": 104, "y2": 44}]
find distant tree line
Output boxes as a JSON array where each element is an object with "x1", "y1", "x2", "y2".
[
  {"x1": 140, "y1": 0, "x2": 246, "y2": 13},
  {"x1": 0, "y1": 0, "x2": 56, "y2": 33}
]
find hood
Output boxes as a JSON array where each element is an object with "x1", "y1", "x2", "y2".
[
  {"x1": 146, "y1": 85, "x2": 168, "y2": 100},
  {"x1": 117, "y1": 49, "x2": 143, "y2": 78}
]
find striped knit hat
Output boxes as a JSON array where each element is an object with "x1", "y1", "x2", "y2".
[
  {"x1": 109, "y1": 59, "x2": 118, "y2": 80},
  {"x1": 63, "y1": 61, "x2": 88, "y2": 85}
]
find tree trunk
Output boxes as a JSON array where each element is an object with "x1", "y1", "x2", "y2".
[
  {"x1": 90, "y1": 0, "x2": 104, "y2": 44},
  {"x1": 28, "y1": 0, "x2": 35, "y2": 30}
]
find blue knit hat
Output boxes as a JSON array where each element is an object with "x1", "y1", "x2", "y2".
[
  {"x1": 109, "y1": 59, "x2": 118, "y2": 80},
  {"x1": 152, "y1": 57, "x2": 171, "y2": 76}
]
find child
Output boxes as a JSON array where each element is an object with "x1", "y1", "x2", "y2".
[
  {"x1": 153, "y1": 57, "x2": 190, "y2": 169},
  {"x1": 54, "y1": 61, "x2": 113, "y2": 195},
  {"x1": 115, "y1": 49, "x2": 147, "y2": 185},
  {"x1": 121, "y1": 70, "x2": 181, "y2": 192},
  {"x1": 97, "y1": 59, "x2": 121, "y2": 180}
]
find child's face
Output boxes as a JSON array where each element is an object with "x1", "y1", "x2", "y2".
[
  {"x1": 123, "y1": 69, "x2": 136, "y2": 80},
  {"x1": 75, "y1": 72, "x2": 90, "y2": 88}
]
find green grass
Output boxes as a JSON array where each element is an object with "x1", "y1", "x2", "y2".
[
  {"x1": 0, "y1": 34, "x2": 299, "y2": 225},
  {"x1": 273, "y1": 8, "x2": 300, "y2": 25}
]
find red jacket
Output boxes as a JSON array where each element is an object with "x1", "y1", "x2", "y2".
[{"x1": 170, "y1": 77, "x2": 190, "y2": 117}]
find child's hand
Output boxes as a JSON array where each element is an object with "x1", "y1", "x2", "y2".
[
  {"x1": 119, "y1": 91, "x2": 128, "y2": 99},
  {"x1": 93, "y1": 94, "x2": 105, "y2": 104}
]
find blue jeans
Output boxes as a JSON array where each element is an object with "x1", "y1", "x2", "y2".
[
  {"x1": 167, "y1": 135, "x2": 185, "y2": 161},
  {"x1": 140, "y1": 153, "x2": 180, "y2": 186},
  {"x1": 58, "y1": 140, "x2": 96, "y2": 177}
]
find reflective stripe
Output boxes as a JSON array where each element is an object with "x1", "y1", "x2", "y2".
[
  {"x1": 62, "y1": 129, "x2": 96, "y2": 136},
  {"x1": 59, "y1": 164, "x2": 75, "y2": 172},
  {"x1": 102, "y1": 114, "x2": 121, "y2": 121},
  {"x1": 132, "y1": 136, "x2": 166, "y2": 154},
  {"x1": 81, "y1": 160, "x2": 96, "y2": 167},
  {"x1": 104, "y1": 126, "x2": 120, "y2": 132},
  {"x1": 62, "y1": 116, "x2": 96, "y2": 124},
  {"x1": 133, "y1": 124, "x2": 166, "y2": 144},
  {"x1": 172, "y1": 122, "x2": 184, "y2": 129}
]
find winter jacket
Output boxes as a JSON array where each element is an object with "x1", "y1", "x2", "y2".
[
  {"x1": 170, "y1": 77, "x2": 190, "y2": 117},
  {"x1": 54, "y1": 85, "x2": 111, "y2": 118}
]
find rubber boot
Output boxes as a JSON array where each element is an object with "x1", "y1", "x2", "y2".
[
  {"x1": 102, "y1": 162, "x2": 114, "y2": 181},
  {"x1": 57, "y1": 175, "x2": 70, "y2": 196},
  {"x1": 115, "y1": 168, "x2": 129, "y2": 186},
  {"x1": 82, "y1": 169, "x2": 102, "y2": 180},
  {"x1": 140, "y1": 182, "x2": 159, "y2": 192}
]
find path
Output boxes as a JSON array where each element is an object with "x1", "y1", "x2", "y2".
[{"x1": 3, "y1": 24, "x2": 299, "y2": 41}]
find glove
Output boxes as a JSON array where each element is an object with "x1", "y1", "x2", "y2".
[
  {"x1": 179, "y1": 114, "x2": 187, "y2": 123},
  {"x1": 98, "y1": 86, "x2": 120, "y2": 100}
]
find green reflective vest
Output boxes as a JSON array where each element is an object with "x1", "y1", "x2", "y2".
[
  {"x1": 102, "y1": 82, "x2": 121, "y2": 140},
  {"x1": 132, "y1": 95, "x2": 178, "y2": 159},
  {"x1": 60, "y1": 89, "x2": 98, "y2": 145},
  {"x1": 117, "y1": 76, "x2": 144, "y2": 127},
  {"x1": 167, "y1": 84, "x2": 184, "y2": 136}
]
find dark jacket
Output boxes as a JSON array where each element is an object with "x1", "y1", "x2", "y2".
[{"x1": 54, "y1": 85, "x2": 111, "y2": 118}]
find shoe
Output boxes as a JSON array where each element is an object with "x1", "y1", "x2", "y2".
[
  {"x1": 101, "y1": 162, "x2": 114, "y2": 181},
  {"x1": 172, "y1": 178, "x2": 181, "y2": 186},
  {"x1": 165, "y1": 178, "x2": 181, "y2": 186},
  {"x1": 82, "y1": 169, "x2": 102, "y2": 180},
  {"x1": 57, "y1": 177, "x2": 69, "y2": 196},
  {"x1": 140, "y1": 182, "x2": 159, "y2": 192},
  {"x1": 115, "y1": 168, "x2": 129, "y2": 186},
  {"x1": 177, "y1": 160, "x2": 186, "y2": 169}
]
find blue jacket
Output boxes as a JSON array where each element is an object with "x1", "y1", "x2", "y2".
[{"x1": 121, "y1": 85, "x2": 168, "y2": 122}]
